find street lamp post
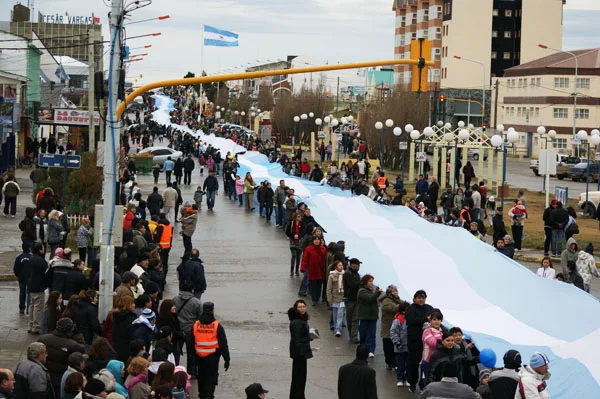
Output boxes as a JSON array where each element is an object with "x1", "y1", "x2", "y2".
[
  {"x1": 393, "y1": 126, "x2": 404, "y2": 180},
  {"x1": 491, "y1": 126, "x2": 520, "y2": 208},
  {"x1": 234, "y1": 110, "x2": 239, "y2": 124},
  {"x1": 539, "y1": 44, "x2": 579, "y2": 155},
  {"x1": 300, "y1": 113, "x2": 308, "y2": 148},
  {"x1": 454, "y1": 56, "x2": 486, "y2": 122},
  {"x1": 331, "y1": 118, "x2": 339, "y2": 162},
  {"x1": 536, "y1": 126, "x2": 558, "y2": 208},
  {"x1": 293, "y1": 115, "x2": 300, "y2": 148}
]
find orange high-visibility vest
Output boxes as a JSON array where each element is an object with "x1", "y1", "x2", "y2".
[
  {"x1": 158, "y1": 223, "x2": 173, "y2": 249},
  {"x1": 193, "y1": 320, "x2": 220, "y2": 357}
]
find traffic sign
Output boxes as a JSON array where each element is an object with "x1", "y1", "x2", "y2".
[
  {"x1": 317, "y1": 131, "x2": 325, "y2": 139},
  {"x1": 399, "y1": 141, "x2": 408, "y2": 150},
  {"x1": 416, "y1": 152, "x2": 426, "y2": 162},
  {"x1": 38, "y1": 153, "x2": 81, "y2": 168}
]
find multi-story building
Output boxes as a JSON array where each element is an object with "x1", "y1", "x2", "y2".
[
  {"x1": 492, "y1": 49, "x2": 600, "y2": 158},
  {"x1": 393, "y1": 0, "x2": 443, "y2": 90},
  {"x1": 393, "y1": 0, "x2": 564, "y2": 125},
  {"x1": 0, "y1": 4, "x2": 103, "y2": 72}
]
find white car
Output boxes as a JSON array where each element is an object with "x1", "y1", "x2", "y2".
[
  {"x1": 137, "y1": 147, "x2": 183, "y2": 166},
  {"x1": 578, "y1": 191, "x2": 600, "y2": 218},
  {"x1": 467, "y1": 149, "x2": 488, "y2": 161}
]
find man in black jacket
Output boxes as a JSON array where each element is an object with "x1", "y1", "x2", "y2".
[
  {"x1": 178, "y1": 249, "x2": 206, "y2": 300},
  {"x1": 337, "y1": 344, "x2": 377, "y2": 399},
  {"x1": 26, "y1": 242, "x2": 48, "y2": 335},
  {"x1": 203, "y1": 170, "x2": 219, "y2": 211},
  {"x1": 405, "y1": 290, "x2": 434, "y2": 392},
  {"x1": 183, "y1": 154, "x2": 195, "y2": 185},
  {"x1": 492, "y1": 207, "x2": 507, "y2": 247},
  {"x1": 489, "y1": 349, "x2": 521, "y2": 399},
  {"x1": 549, "y1": 201, "x2": 569, "y2": 256},
  {"x1": 146, "y1": 187, "x2": 163, "y2": 217},
  {"x1": 188, "y1": 302, "x2": 230, "y2": 399},
  {"x1": 343, "y1": 258, "x2": 362, "y2": 343},
  {"x1": 50, "y1": 257, "x2": 89, "y2": 302},
  {"x1": 14, "y1": 243, "x2": 32, "y2": 314}
]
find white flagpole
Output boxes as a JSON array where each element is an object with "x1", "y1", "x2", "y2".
[{"x1": 200, "y1": 24, "x2": 205, "y2": 115}]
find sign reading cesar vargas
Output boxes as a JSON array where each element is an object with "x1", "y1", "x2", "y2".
[{"x1": 41, "y1": 14, "x2": 97, "y2": 24}]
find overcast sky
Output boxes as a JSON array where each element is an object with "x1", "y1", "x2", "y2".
[{"x1": 1, "y1": 0, "x2": 599, "y2": 85}]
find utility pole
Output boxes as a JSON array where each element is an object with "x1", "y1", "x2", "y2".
[
  {"x1": 88, "y1": 29, "x2": 95, "y2": 152},
  {"x1": 99, "y1": 0, "x2": 123, "y2": 321}
]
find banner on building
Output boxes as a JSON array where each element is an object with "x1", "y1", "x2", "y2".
[{"x1": 37, "y1": 109, "x2": 100, "y2": 126}]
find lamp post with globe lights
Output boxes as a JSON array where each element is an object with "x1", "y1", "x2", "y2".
[
  {"x1": 314, "y1": 118, "x2": 323, "y2": 161},
  {"x1": 300, "y1": 113, "x2": 309, "y2": 148},
  {"x1": 293, "y1": 115, "x2": 300, "y2": 148},
  {"x1": 331, "y1": 118, "x2": 340, "y2": 162},
  {"x1": 536, "y1": 126, "x2": 558, "y2": 208},
  {"x1": 393, "y1": 126, "x2": 406, "y2": 180},
  {"x1": 241, "y1": 111, "x2": 245, "y2": 127},
  {"x1": 374, "y1": 119, "x2": 394, "y2": 173},
  {"x1": 491, "y1": 126, "x2": 520, "y2": 208}
]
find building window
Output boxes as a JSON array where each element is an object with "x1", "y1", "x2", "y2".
[
  {"x1": 412, "y1": 32, "x2": 417, "y2": 40},
  {"x1": 553, "y1": 138, "x2": 568, "y2": 149},
  {"x1": 493, "y1": 9, "x2": 499, "y2": 16},
  {"x1": 492, "y1": 30, "x2": 498, "y2": 38},
  {"x1": 576, "y1": 78, "x2": 590, "y2": 89},
  {"x1": 505, "y1": 9, "x2": 512, "y2": 17},
  {"x1": 575, "y1": 109, "x2": 590, "y2": 119},
  {"x1": 554, "y1": 77, "x2": 569, "y2": 88},
  {"x1": 491, "y1": 51, "x2": 497, "y2": 59},
  {"x1": 435, "y1": 27, "x2": 442, "y2": 39},
  {"x1": 536, "y1": 78, "x2": 541, "y2": 86},
  {"x1": 504, "y1": 31, "x2": 512, "y2": 38},
  {"x1": 423, "y1": 30, "x2": 429, "y2": 40},
  {"x1": 437, "y1": 6, "x2": 443, "y2": 19},
  {"x1": 503, "y1": 52, "x2": 511, "y2": 60},
  {"x1": 517, "y1": 107, "x2": 522, "y2": 117},
  {"x1": 535, "y1": 108, "x2": 540, "y2": 118},
  {"x1": 424, "y1": 10, "x2": 429, "y2": 22},
  {"x1": 530, "y1": 78, "x2": 535, "y2": 87},
  {"x1": 553, "y1": 108, "x2": 569, "y2": 119},
  {"x1": 518, "y1": 79, "x2": 523, "y2": 88}
]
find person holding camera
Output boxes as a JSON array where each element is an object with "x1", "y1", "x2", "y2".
[{"x1": 356, "y1": 274, "x2": 382, "y2": 358}]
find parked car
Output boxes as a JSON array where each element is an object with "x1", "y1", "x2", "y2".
[
  {"x1": 529, "y1": 153, "x2": 571, "y2": 176},
  {"x1": 570, "y1": 162, "x2": 600, "y2": 182},
  {"x1": 556, "y1": 156, "x2": 583, "y2": 180},
  {"x1": 578, "y1": 191, "x2": 600, "y2": 218},
  {"x1": 138, "y1": 146, "x2": 183, "y2": 166},
  {"x1": 467, "y1": 148, "x2": 488, "y2": 161}
]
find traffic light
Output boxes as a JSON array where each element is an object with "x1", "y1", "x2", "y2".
[
  {"x1": 482, "y1": 121, "x2": 487, "y2": 131},
  {"x1": 440, "y1": 94, "x2": 445, "y2": 103},
  {"x1": 410, "y1": 39, "x2": 431, "y2": 93}
]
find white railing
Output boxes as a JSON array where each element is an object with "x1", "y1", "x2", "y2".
[{"x1": 67, "y1": 214, "x2": 89, "y2": 228}]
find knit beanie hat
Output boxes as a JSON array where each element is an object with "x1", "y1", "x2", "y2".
[
  {"x1": 503, "y1": 349, "x2": 522, "y2": 369},
  {"x1": 56, "y1": 317, "x2": 74, "y2": 333},
  {"x1": 141, "y1": 308, "x2": 156, "y2": 321},
  {"x1": 530, "y1": 352, "x2": 549, "y2": 368},
  {"x1": 479, "y1": 369, "x2": 491, "y2": 382},
  {"x1": 84, "y1": 378, "x2": 106, "y2": 396}
]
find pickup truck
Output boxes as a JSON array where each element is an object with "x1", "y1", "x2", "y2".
[
  {"x1": 578, "y1": 190, "x2": 600, "y2": 218},
  {"x1": 529, "y1": 154, "x2": 579, "y2": 178},
  {"x1": 570, "y1": 162, "x2": 600, "y2": 182}
]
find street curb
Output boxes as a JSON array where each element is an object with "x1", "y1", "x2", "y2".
[
  {"x1": 514, "y1": 253, "x2": 600, "y2": 267},
  {"x1": 0, "y1": 274, "x2": 17, "y2": 282}
]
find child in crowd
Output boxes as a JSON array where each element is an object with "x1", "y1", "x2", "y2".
[
  {"x1": 450, "y1": 326, "x2": 480, "y2": 389},
  {"x1": 390, "y1": 301, "x2": 410, "y2": 386},
  {"x1": 476, "y1": 369, "x2": 492, "y2": 399},
  {"x1": 421, "y1": 310, "x2": 444, "y2": 388},
  {"x1": 193, "y1": 186, "x2": 205, "y2": 209}
]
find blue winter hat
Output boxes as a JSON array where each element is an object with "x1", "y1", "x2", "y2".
[
  {"x1": 530, "y1": 352, "x2": 549, "y2": 368},
  {"x1": 141, "y1": 308, "x2": 156, "y2": 321}
]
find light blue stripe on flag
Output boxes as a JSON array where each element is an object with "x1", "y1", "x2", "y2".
[{"x1": 203, "y1": 25, "x2": 239, "y2": 47}]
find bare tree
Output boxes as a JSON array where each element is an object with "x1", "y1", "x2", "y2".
[
  {"x1": 258, "y1": 84, "x2": 274, "y2": 111},
  {"x1": 359, "y1": 92, "x2": 429, "y2": 170}
]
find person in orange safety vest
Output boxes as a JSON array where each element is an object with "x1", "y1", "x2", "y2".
[{"x1": 187, "y1": 302, "x2": 230, "y2": 399}]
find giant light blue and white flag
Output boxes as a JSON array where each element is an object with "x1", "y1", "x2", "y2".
[{"x1": 203, "y1": 25, "x2": 239, "y2": 47}]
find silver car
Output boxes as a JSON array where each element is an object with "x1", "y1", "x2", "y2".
[{"x1": 138, "y1": 146, "x2": 183, "y2": 166}]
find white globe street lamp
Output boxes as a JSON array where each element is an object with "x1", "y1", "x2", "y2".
[
  {"x1": 405, "y1": 124, "x2": 414, "y2": 133},
  {"x1": 410, "y1": 130, "x2": 420, "y2": 140},
  {"x1": 309, "y1": 112, "x2": 314, "y2": 118},
  {"x1": 385, "y1": 119, "x2": 394, "y2": 128},
  {"x1": 293, "y1": 116, "x2": 300, "y2": 123},
  {"x1": 393, "y1": 127, "x2": 402, "y2": 136},
  {"x1": 315, "y1": 118, "x2": 322, "y2": 126},
  {"x1": 537, "y1": 126, "x2": 546, "y2": 135},
  {"x1": 443, "y1": 132, "x2": 455, "y2": 142},
  {"x1": 548, "y1": 130, "x2": 557, "y2": 138},
  {"x1": 491, "y1": 135, "x2": 504, "y2": 148},
  {"x1": 375, "y1": 121, "x2": 384, "y2": 130},
  {"x1": 507, "y1": 130, "x2": 520, "y2": 143},
  {"x1": 331, "y1": 119, "x2": 339, "y2": 127},
  {"x1": 591, "y1": 129, "x2": 600, "y2": 136},
  {"x1": 577, "y1": 130, "x2": 588, "y2": 141},
  {"x1": 497, "y1": 124, "x2": 505, "y2": 132},
  {"x1": 591, "y1": 135, "x2": 600, "y2": 145},
  {"x1": 458, "y1": 129, "x2": 470, "y2": 141},
  {"x1": 423, "y1": 126, "x2": 434, "y2": 137},
  {"x1": 324, "y1": 116, "x2": 331, "y2": 124},
  {"x1": 458, "y1": 121, "x2": 465, "y2": 128}
]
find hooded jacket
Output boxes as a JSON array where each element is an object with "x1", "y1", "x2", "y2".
[
  {"x1": 19, "y1": 207, "x2": 37, "y2": 242},
  {"x1": 561, "y1": 237, "x2": 579, "y2": 270},
  {"x1": 326, "y1": 270, "x2": 345, "y2": 304},
  {"x1": 180, "y1": 210, "x2": 198, "y2": 237},
  {"x1": 173, "y1": 290, "x2": 203, "y2": 334},
  {"x1": 74, "y1": 297, "x2": 102, "y2": 344},
  {"x1": 379, "y1": 294, "x2": 404, "y2": 339},
  {"x1": 178, "y1": 257, "x2": 206, "y2": 294},
  {"x1": 26, "y1": 250, "x2": 49, "y2": 293},
  {"x1": 106, "y1": 360, "x2": 129, "y2": 398},
  {"x1": 300, "y1": 244, "x2": 327, "y2": 281},
  {"x1": 576, "y1": 250, "x2": 600, "y2": 287},
  {"x1": 288, "y1": 308, "x2": 312, "y2": 359},
  {"x1": 515, "y1": 366, "x2": 550, "y2": 399},
  {"x1": 390, "y1": 314, "x2": 408, "y2": 353}
]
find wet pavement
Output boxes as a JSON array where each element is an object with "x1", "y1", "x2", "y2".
[{"x1": 0, "y1": 157, "x2": 411, "y2": 399}]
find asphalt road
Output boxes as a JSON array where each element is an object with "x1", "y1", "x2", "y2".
[{"x1": 427, "y1": 155, "x2": 599, "y2": 200}]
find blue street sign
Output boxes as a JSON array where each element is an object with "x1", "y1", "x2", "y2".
[{"x1": 38, "y1": 153, "x2": 81, "y2": 168}]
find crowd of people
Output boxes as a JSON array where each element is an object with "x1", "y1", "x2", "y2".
[{"x1": 4, "y1": 89, "x2": 593, "y2": 399}]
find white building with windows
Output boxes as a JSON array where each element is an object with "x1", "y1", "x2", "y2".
[{"x1": 492, "y1": 48, "x2": 600, "y2": 158}]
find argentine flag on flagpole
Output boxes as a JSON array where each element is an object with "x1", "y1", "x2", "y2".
[{"x1": 203, "y1": 25, "x2": 239, "y2": 47}]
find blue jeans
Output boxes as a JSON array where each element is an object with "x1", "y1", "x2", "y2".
[
  {"x1": 358, "y1": 319, "x2": 377, "y2": 354},
  {"x1": 421, "y1": 360, "x2": 430, "y2": 387},
  {"x1": 19, "y1": 281, "x2": 30, "y2": 311},
  {"x1": 227, "y1": 181, "x2": 235, "y2": 199},
  {"x1": 551, "y1": 229, "x2": 564, "y2": 256},
  {"x1": 207, "y1": 190, "x2": 216, "y2": 209},
  {"x1": 332, "y1": 305, "x2": 345, "y2": 334},
  {"x1": 395, "y1": 352, "x2": 408, "y2": 382},
  {"x1": 443, "y1": 208, "x2": 450, "y2": 222},
  {"x1": 275, "y1": 203, "x2": 284, "y2": 226},
  {"x1": 298, "y1": 272, "x2": 309, "y2": 295},
  {"x1": 215, "y1": 162, "x2": 221, "y2": 175}
]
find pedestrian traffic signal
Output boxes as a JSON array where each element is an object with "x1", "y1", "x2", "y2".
[{"x1": 440, "y1": 94, "x2": 445, "y2": 103}]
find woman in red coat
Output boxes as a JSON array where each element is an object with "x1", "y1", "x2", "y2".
[{"x1": 300, "y1": 235, "x2": 327, "y2": 306}]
